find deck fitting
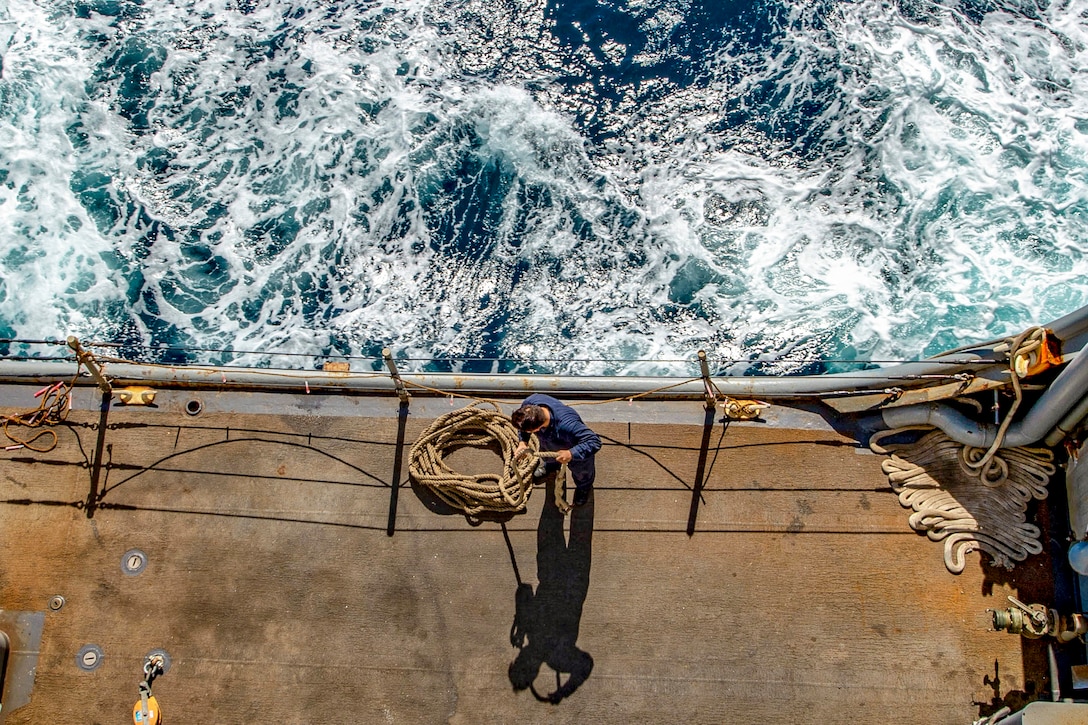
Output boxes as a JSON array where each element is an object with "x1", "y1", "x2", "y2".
[
  {"x1": 76, "y1": 644, "x2": 103, "y2": 671},
  {"x1": 122, "y1": 549, "x2": 148, "y2": 576}
]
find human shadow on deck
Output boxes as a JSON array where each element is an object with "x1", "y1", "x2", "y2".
[{"x1": 508, "y1": 476, "x2": 594, "y2": 703}]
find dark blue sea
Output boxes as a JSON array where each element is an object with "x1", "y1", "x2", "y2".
[{"x1": 2, "y1": 0, "x2": 1087, "y2": 375}]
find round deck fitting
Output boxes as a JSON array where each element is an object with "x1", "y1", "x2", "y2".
[
  {"x1": 48, "y1": 595, "x2": 65, "y2": 611},
  {"x1": 76, "y1": 644, "x2": 104, "y2": 671},
  {"x1": 185, "y1": 399, "x2": 203, "y2": 416},
  {"x1": 122, "y1": 549, "x2": 148, "y2": 576},
  {"x1": 146, "y1": 648, "x2": 172, "y2": 674}
]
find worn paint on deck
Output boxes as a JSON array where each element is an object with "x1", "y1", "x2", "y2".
[{"x1": 0, "y1": 386, "x2": 1058, "y2": 724}]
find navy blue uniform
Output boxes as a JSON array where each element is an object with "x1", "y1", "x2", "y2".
[{"x1": 518, "y1": 394, "x2": 601, "y2": 492}]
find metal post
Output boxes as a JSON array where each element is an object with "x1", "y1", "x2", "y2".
[
  {"x1": 66, "y1": 336, "x2": 112, "y2": 394},
  {"x1": 382, "y1": 348, "x2": 410, "y2": 404},
  {"x1": 67, "y1": 335, "x2": 113, "y2": 518},
  {"x1": 697, "y1": 350, "x2": 716, "y2": 410},
  {"x1": 382, "y1": 347, "x2": 409, "y2": 536}
]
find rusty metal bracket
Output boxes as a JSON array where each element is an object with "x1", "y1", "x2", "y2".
[
  {"x1": 66, "y1": 336, "x2": 112, "y2": 395},
  {"x1": 382, "y1": 348, "x2": 410, "y2": 404},
  {"x1": 1022, "y1": 328, "x2": 1063, "y2": 377},
  {"x1": 697, "y1": 351, "x2": 716, "y2": 410}
]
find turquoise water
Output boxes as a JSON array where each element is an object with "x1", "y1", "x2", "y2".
[{"x1": 1, "y1": 0, "x2": 1087, "y2": 375}]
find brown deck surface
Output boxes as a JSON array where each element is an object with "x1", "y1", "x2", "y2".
[{"x1": 0, "y1": 386, "x2": 1056, "y2": 724}]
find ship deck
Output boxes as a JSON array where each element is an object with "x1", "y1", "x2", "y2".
[{"x1": 0, "y1": 384, "x2": 1062, "y2": 724}]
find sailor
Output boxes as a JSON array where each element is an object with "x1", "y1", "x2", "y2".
[{"x1": 512, "y1": 394, "x2": 601, "y2": 506}]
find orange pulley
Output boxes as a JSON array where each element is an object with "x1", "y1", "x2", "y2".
[
  {"x1": 132, "y1": 692, "x2": 161, "y2": 725},
  {"x1": 132, "y1": 653, "x2": 166, "y2": 724}
]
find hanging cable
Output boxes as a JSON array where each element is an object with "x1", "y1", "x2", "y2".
[{"x1": 960, "y1": 327, "x2": 1046, "y2": 481}]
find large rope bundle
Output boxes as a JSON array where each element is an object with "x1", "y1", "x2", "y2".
[
  {"x1": 870, "y1": 426, "x2": 1056, "y2": 573},
  {"x1": 409, "y1": 402, "x2": 543, "y2": 516}
]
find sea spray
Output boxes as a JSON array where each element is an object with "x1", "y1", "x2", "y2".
[{"x1": 0, "y1": 0, "x2": 1086, "y2": 374}]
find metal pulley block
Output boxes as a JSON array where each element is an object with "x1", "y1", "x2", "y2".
[{"x1": 132, "y1": 653, "x2": 166, "y2": 724}]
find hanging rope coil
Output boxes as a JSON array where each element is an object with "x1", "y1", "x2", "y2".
[
  {"x1": 962, "y1": 326, "x2": 1045, "y2": 481},
  {"x1": 409, "y1": 402, "x2": 551, "y2": 516},
  {"x1": 870, "y1": 426, "x2": 1055, "y2": 573},
  {"x1": 2, "y1": 380, "x2": 74, "y2": 452}
]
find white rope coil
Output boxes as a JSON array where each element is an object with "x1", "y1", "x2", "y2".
[
  {"x1": 408, "y1": 402, "x2": 541, "y2": 516},
  {"x1": 870, "y1": 426, "x2": 1055, "y2": 574}
]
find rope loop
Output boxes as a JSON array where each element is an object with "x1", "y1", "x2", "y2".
[
  {"x1": 960, "y1": 445, "x2": 1009, "y2": 486},
  {"x1": 962, "y1": 326, "x2": 1045, "y2": 475},
  {"x1": 870, "y1": 426, "x2": 1054, "y2": 573},
  {"x1": 408, "y1": 402, "x2": 545, "y2": 516},
  {"x1": 2, "y1": 379, "x2": 75, "y2": 452}
]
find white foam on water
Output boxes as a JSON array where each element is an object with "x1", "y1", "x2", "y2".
[
  {"x1": 632, "y1": 0, "x2": 1088, "y2": 371},
  {"x1": 0, "y1": 0, "x2": 129, "y2": 345},
  {"x1": 2, "y1": 0, "x2": 1087, "y2": 374}
]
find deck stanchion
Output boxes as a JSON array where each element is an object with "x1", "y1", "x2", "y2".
[
  {"x1": 67, "y1": 336, "x2": 112, "y2": 395},
  {"x1": 68, "y1": 337, "x2": 112, "y2": 518},
  {"x1": 382, "y1": 348, "x2": 410, "y2": 404},
  {"x1": 688, "y1": 351, "x2": 719, "y2": 535},
  {"x1": 382, "y1": 349, "x2": 409, "y2": 535},
  {"x1": 697, "y1": 350, "x2": 715, "y2": 410}
]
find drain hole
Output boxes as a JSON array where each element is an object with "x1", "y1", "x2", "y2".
[{"x1": 185, "y1": 399, "x2": 203, "y2": 416}]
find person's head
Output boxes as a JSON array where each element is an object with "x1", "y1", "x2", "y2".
[{"x1": 512, "y1": 404, "x2": 548, "y2": 433}]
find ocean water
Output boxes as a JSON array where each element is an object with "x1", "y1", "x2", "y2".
[{"x1": 2, "y1": 0, "x2": 1088, "y2": 376}]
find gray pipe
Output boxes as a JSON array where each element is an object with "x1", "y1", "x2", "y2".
[
  {"x1": 0, "y1": 303, "x2": 1084, "y2": 413},
  {"x1": 1042, "y1": 303, "x2": 1088, "y2": 354},
  {"x1": 1046, "y1": 390, "x2": 1088, "y2": 447},
  {"x1": 0, "y1": 356, "x2": 999, "y2": 400},
  {"x1": 881, "y1": 348, "x2": 1088, "y2": 448}
]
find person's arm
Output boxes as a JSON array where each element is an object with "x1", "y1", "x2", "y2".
[{"x1": 563, "y1": 416, "x2": 601, "y2": 461}]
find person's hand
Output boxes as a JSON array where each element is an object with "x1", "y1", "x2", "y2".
[
  {"x1": 515, "y1": 441, "x2": 529, "y2": 459},
  {"x1": 555, "y1": 449, "x2": 573, "y2": 464}
]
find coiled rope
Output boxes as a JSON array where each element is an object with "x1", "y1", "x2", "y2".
[
  {"x1": 962, "y1": 326, "x2": 1045, "y2": 481},
  {"x1": 870, "y1": 426, "x2": 1055, "y2": 573},
  {"x1": 409, "y1": 402, "x2": 562, "y2": 516}
]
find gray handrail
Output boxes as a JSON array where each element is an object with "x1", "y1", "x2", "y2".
[
  {"x1": 0, "y1": 354, "x2": 1001, "y2": 400},
  {"x1": 0, "y1": 304, "x2": 1085, "y2": 410}
]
